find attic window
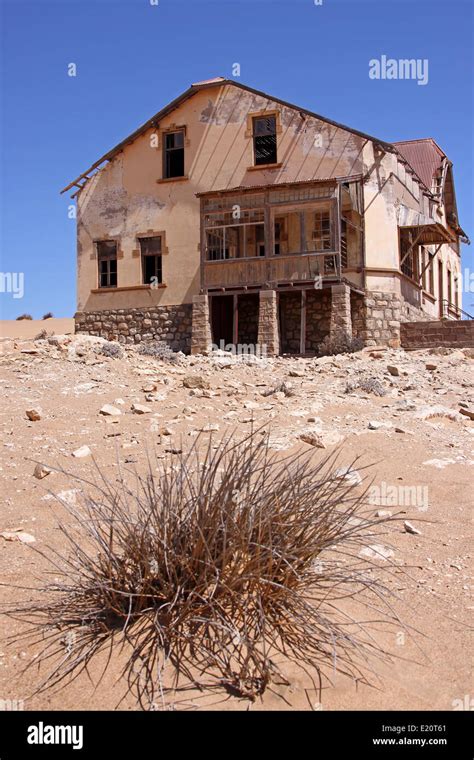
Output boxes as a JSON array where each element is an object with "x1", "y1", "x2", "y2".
[
  {"x1": 253, "y1": 116, "x2": 277, "y2": 166},
  {"x1": 164, "y1": 130, "x2": 185, "y2": 179}
]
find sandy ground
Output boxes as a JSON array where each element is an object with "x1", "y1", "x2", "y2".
[
  {"x1": 0, "y1": 318, "x2": 74, "y2": 340},
  {"x1": 0, "y1": 333, "x2": 472, "y2": 711}
]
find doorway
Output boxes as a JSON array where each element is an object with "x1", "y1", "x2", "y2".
[
  {"x1": 438, "y1": 260, "x2": 444, "y2": 318},
  {"x1": 211, "y1": 295, "x2": 234, "y2": 348}
]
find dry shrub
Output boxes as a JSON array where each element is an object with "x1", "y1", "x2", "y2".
[{"x1": 5, "y1": 430, "x2": 404, "y2": 708}]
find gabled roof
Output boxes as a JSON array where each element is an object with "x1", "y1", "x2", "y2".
[
  {"x1": 393, "y1": 138, "x2": 445, "y2": 191},
  {"x1": 61, "y1": 77, "x2": 398, "y2": 195}
]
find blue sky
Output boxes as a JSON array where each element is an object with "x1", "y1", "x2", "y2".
[{"x1": 0, "y1": 0, "x2": 472, "y2": 318}]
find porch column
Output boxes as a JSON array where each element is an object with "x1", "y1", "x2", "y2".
[
  {"x1": 191, "y1": 294, "x2": 212, "y2": 355},
  {"x1": 258, "y1": 289, "x2": 280, "y2": 357},
  {"x1": 329, "y1": 283, "x2": 352, "y2": 341}
]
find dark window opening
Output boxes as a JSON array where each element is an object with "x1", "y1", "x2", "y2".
[
  {"x1": 164, "y1": 131, "x2": 185, "y2": 179},
  {"x1": 97, "y1": 240, "x2": 117, "y2": 288},
  {"x1": 256, "y1": 223, "x2": 265, "y2": 256},
  {"x1": 253, "y1": 116, "x2": 277, "y2": 166},
  {"x1": 140, "y1": 236, "x2": 163, "y2": 285}
]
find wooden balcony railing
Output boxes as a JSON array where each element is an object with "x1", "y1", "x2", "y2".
[{"x1": 203, "y1": 252, "x2": 339, "y2": 290}]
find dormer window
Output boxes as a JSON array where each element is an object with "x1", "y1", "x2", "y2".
[
  {"x1": 253, "y1": 115, "x2": 277, "y2": 166},
  {"x1": 163, "y1": 130, "x2": 185, "y2": 179}
]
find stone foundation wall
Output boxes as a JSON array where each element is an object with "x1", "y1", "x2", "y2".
[
  {"x1": 279, "y1": 292, "x2": 301, "y2": 354},
  {"x1": 237, "y1": 294, "x2": 259, "y2": 346},
  {"x1": 401, "y1": 319, "x2": 474, "y2": 350},
  {"x1": 306, "y1": 290, "x2": 331, "y2": 353},
  {"x1": 75, "y1": 304, "x2": 192, "y2": 353}
]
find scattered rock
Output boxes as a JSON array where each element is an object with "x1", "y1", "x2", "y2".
[
  {"x1": 425, "y1": 363, "x2": 437, "y2": 371},
  {"x1": 404, "y1": 520, "x2": 421, "y2": 535},
  {"x1": 387, "y1": 365, "x2": 400, "y2": 376},
  {"x1": 33, "y1": 463, "x2": 52, "y2": 479},
  {"x1": 368, "y1": 420, "x2": 383, "y2": 430},
  {"x1": 99, "y1": 404, "x2": 122, "y2": 417},
  {"x1": 334, "y1": 467, "x2": 362, "y2": 486},
  {"x1": 1, "y1": 530, "x2": 36, "y2": 544},
  {"x1": 131, "y1": 403, "x2": 151, "y2": 414},
  {"x1": 459, "y1": 407, "x2": 474, "y2": 420},
  {"x1": 375, "y1": 510, "x2": 392, "y2": 518},
  {"x1": 199, "y1": 423, "x2": 220, "y2": 432},
  {"x1": 72, "y1": 445, "x2": 91, "y2": 458},
  {"x1": 25, "y1": 408, "x2": 42, "y2": 421},
  {"x1": 359, "y1": 545, "x2": 394, "y2": 561},
  {"x1": 183, "y1": 375, "x2": 210, "y2": 390}
]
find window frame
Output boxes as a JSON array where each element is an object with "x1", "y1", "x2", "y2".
[
  {"x1": 252, "y1": 115, "x2": 278, "y2": 166},
  {"x1": 96, "y1": 239, "x2": 118, "y2": 289},
  {"x1": 163, "y1": 129, "x2": 186, "y2": 180},
  {"x1": 139, "y1": 235, "x2": 163, "y2": 286}
]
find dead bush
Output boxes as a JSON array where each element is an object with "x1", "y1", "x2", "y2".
[
  {"x1": 5, "y1": 430, "x2": 403, "y2": 707},
  {"x1": 317, "y1": 333, "x2": 364, "y2": 357},
  {"x1": 16, "y1": 313, "x2": 33, "y2": 321}
]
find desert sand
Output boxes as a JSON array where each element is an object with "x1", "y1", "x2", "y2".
[{"x1": 0, "y1": 332, "x2": 472, "y2": 711}]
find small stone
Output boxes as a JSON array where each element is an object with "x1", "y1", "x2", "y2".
[
  {"x1": 33, "y1": 463, "x2": 52, "y2": 479},
  {"x1": 387, "y1": 365, "x2": 400, "y2": 376},
  {"x1": 334, "y1": 467, "x2": 362, "y2": 486},
  {"x1": 375, "y1": 510, "x2": 392, "y2": 518},
  {"x1": 25, "y1": 408, "x2": 42, "y2": 422},
  {"x1": 425, "y1": 363, "x2": 437, "y2": 371},
  {"x1": 100, "y1": 404, "x2": 122, "y2": 417},
  {"x1": 368, "y1": 420, "x2": 383, "y2": 430},
  {"x1": 131, "y1": 403, "x2": 151, "y2": 414},
  {"x1": 459, "y1": 407, "x2": 474, "y2": 420},
  {"x1": 1, "y1": 530, "x2": 36, "y2": 544},
  {"x1": 72, "y1": 445, "x2": 91, "y2": 458},
  {"x1": 161, "y1": 427, "x2": 173, "y2": 436},
  {"x1": 199, "y1": 423, "x2": 220, "y2": 432},
  {"x1": 404, "y1": 520, "x2": 421, "y2": 535},
  {"x1": 183, "y1": 375, "x2": 210, "y2": 390},
  {"x1": 360, "y1": 544, "x2": 394, "y2": 561}
]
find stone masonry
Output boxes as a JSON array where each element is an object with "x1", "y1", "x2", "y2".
[
  {"x1": 75, "y1": 304, "x2": 192, "y2": 352},
  {"x1": 191, "y1": 294, "x2": 212, "y2": 355},
  {"x1": 258, "y1": 290, "x2": 280, "y2": 357},
  {"x1": 329, "y1": 283, "x2": 352, "y2": 341}
]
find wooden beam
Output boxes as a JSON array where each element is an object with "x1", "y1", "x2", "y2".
[
  {"x1": 233, "y1": 294, "x2": 239, "y2": 346},
  {"x1": 300, "y1": 289, "x2": 306, "y2": 355}
]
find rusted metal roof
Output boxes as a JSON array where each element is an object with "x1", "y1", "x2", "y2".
[{"x1": 393, "y1": 139, "x2": 445, "y2": 191}]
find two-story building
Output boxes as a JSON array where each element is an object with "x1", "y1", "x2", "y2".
[{"x1": 64, "y1": 77, "x2": 469, "y2": 355}]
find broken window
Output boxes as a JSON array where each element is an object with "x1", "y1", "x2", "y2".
[
  {"x1": 274, "y1": 217, "x2": 286, "y2": 255},
  {"x1": 428, "y1": 253, "x2": 435, "y2": 295},
  {"x1": 399, "y1": 229, "x2": 416, "y2": 280},
  {"x1": 97, "y1": 240, "x2": 117, "y2": 288},
  {"x1": 164, "y1": 130, "x2": 185, "y2": 179},
  {"x1": 253, "y1": 116, "x2": 277, "y2": 165},
  {"x1": 307, "y1": 209, "x2": 332, "y2": 252},
  {"x1": 140, "y1": 236, "x2": 163, "y2": 285},
  {"x1": 204, "y1": 208, "x2": 265, "y2": 260}
]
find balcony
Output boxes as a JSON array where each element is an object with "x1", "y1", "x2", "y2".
[{"x1": 198, "y1": 177, "x2": 364, "y2": 293}]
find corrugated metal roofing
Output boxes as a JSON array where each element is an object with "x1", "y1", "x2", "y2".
[{"x1": 393, "y1": 139, "x2": 445, "y2": 191}]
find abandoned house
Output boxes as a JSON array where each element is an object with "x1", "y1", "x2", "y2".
[{"x1": 63, "y1": 77, "x2": 470, "y2": 355}]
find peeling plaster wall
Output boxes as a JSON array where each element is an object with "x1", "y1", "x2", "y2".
[
  {"x1": 77, "y1": 84, "x2": 367, "y2": 313},
  {"x1": 76, "y1": 82, "x2": 462, "y2": 322}
]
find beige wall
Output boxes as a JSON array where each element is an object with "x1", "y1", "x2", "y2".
[{"x1": 76, "y1": 82, "x2": 461, "y2": 318}]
